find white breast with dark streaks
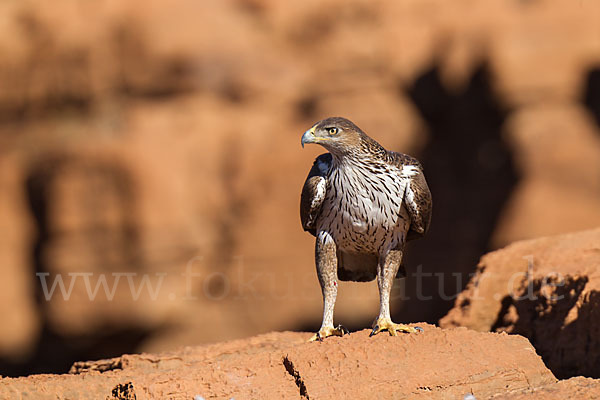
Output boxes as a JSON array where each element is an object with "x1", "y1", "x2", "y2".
[{"x1": 316, "y1": 158, "x2": 416, "y2": 255}]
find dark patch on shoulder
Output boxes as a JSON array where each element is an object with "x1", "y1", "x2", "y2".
[{"x1": 314, "y1": 152, "x2": 333, "y2": 168}]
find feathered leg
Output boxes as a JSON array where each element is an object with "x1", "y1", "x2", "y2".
[
  {"x1": 371, "y1": 249, "x2": 422, "y2": 336},
  {"x1": 309, "y1": 231, "x2": 349, "y2": 341}
]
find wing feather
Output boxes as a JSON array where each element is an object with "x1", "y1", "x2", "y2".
[
  {"x1": 300, "y1": 153, "x2": 332, "y2": 236},
  {"x1": 388, "y1": 152, "x2": 432, "y2": 240}
]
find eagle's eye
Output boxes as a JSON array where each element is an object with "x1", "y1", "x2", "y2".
[{"x1": 327, "y1": 127, "x2": 339, "y2": 136}]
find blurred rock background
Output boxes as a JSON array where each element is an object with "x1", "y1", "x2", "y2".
[{"x1": 0, "y1": 0, "x2": 599, "y2": 376}]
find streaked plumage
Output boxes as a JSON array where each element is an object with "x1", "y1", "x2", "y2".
[{"x1": 300, "y1": 117, "x2": 432, "y2": 340}]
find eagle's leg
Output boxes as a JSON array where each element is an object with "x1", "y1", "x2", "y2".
[
  {"x1": 371, "y1": 249, "x2": 422, "y2": 337},
  {"x1": 309, "y1": 231, "x2": 348, "y2": 342}
]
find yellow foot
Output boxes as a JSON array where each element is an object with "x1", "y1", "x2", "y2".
[
  {"x1": 369, "y1": 318, "x2": 423, "y2": 337},
  {"x1": 308, "y1": 325, "x2": 350, "y2": 342}
]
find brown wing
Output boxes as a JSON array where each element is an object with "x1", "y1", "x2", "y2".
[
  {"x1": 300, "y1": 153, "x2": 332, "y2": 236},
  {"x1": 404, "y1": 168, "x2": 432, "y2": 240},
  {"x1": 388, "y1": 152, "x2": 432, "y2": 241}
]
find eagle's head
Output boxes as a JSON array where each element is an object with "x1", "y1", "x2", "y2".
[{"x1": 301, "y1": 117, "x2": 366, "y2": 156}]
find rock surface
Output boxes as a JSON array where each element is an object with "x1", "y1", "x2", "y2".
[
  {"x1": 0, "y1": 325, "x2": 557, "y2": 400},
  {"x1": 491, "y1": 377, "x2": 600, "y2": 400},
  {"x1": 1, "y1": 0, "x2": 600, "y2": 375},
  {"x1": 440, "y1": 228, "x2": 600, "y2": 378}
]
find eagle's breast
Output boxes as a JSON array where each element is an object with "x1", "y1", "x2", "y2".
[{"x1": 317, "y1": 158, "x2": 413, "y2": 254}]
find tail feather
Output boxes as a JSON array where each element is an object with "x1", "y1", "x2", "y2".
[{"x1": 337, "y1": 251, "x2": 406, "y2": 282}]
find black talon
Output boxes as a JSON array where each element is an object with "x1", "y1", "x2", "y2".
[
  {"x1": 369, "y1": 326, "x2": 379, "y2": 337},
  {"x1": 316, "y1": 332, "x2": 323, "y2": 342},
  {"x1": 337, "y1": 325, "x2": 350, "y2": 335}
]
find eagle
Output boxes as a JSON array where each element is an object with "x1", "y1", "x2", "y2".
[{"x1": 300, "y1": 117, "x2": 432, "y2": 340}]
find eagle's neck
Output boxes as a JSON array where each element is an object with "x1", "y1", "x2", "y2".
[{"x1": 329, "y1": 136, "x2": 387, "y2": 168}]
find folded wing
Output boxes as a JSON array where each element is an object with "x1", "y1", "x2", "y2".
[
  {"x1": 389, "y1": 152, "x2": 433, "y2": 241},
  {"x1": 300, "y1": 153, "x2": 332, "y2": 236}
]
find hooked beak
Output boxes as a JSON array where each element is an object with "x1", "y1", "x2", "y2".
[{"x1": 301, "y1": 126, "x2": 317, "y2": 148}]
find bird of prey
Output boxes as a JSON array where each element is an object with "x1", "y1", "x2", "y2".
[{"x1": 300, "y1": 117, "x2": 432, "y2": 340}]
